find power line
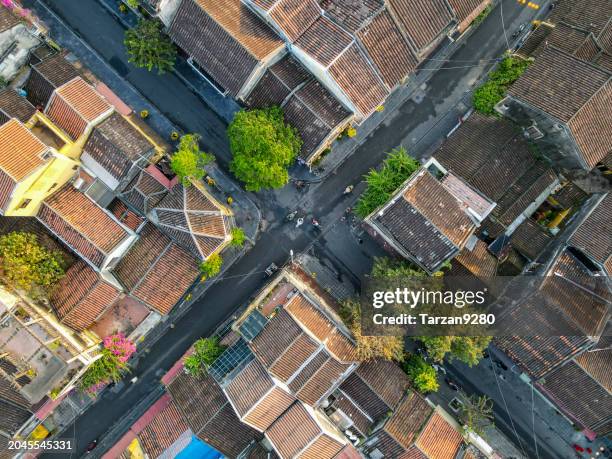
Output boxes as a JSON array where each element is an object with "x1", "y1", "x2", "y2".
[
  {"x1": 500, "y1": 0, "x2": 511, "y2": 50},
  {"x1": 491, "y1": 360, "x2": 530, "y2": 458},
  {"x1": 531, "y1": 383, "x2": 541, "y2": 459}
]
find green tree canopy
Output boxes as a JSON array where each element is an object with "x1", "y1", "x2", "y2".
[
  {"x1": 419, "y1": 335, "x2": 491, "y2": 366},
  {"x1": 80, "y1": 348, "x2": 129, "y2": 392},
  {"x1": 230, "y1": 227, "x2": 246, "y2": 247},
  {"x1": 0, "y1": 232, "x2": 65, "y2": 292},
  {"x1": 228, "y1": 107, "x2": 301, "y2": 191},
  {"x1": 459, "y1": 393, "x2": 494, "y2": 435},
  {"x1": 124, "y1": 19, "x2": 176, "y2": 74},
  {"x1": 340, "y1": 299, "x2": 405, "y2": 362},
  {"x1": 356, "y1": 147, "x2": 420, "y2": 218},
  {"x1": 402, "y1": 354, "x2": 439, "y2": 393},
  {"x1": 170, "y1": 134, "x2": 213, "y2": 185},
  {"x1": 199, "y1": 253, "x2": 222, "y2": 279},
  {"x1": 184, "y1": 337, "x2": 226, "y2": 376},
  {"x1": 473, "y1": 56, "x2": 529, "y2": 114}
]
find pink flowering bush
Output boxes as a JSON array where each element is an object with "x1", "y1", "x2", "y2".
[
  {"x1": 0, "y1": 0, "x2": 14, "y2": 9},
  {"x1": 103, "y1": 333, "x2": 136, "y2": 363},
  {"x1": 79, "y1": 334, "x2": 136, "y2": 393}
]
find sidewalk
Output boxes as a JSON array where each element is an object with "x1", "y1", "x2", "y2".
[{"x1": 96, "y1": 0, "x2": 241, "y2": 124}]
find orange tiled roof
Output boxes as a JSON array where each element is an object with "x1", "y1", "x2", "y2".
[
  {"x1": 415, "y1": 413, "x2": 463, "y2": 459},
  {"x1": 285, "y1": 293, "x2": 357, "y2": 362},
  {"x1": 41, "y1": 185, "x2": 129, "y2": 254},
  {"x1": 50, "y1": 260, "x2": 120, "y2": 332},
  {"x1": 0, "y1": 119, "x2": 48, "y2": 181},
  {"x1": 55, "y1": 77, "x2": 112, "y2": 122}
]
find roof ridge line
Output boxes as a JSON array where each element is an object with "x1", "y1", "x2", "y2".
[
  {"x1": 567, "y1": 76, "x2": 611, "y2": 125},
  {"x1": 336, "y1": 388, "x2": 375, "y2": 423},
  {"x1": 130, "y1": 239, "x2": 172, "y2": 295}
]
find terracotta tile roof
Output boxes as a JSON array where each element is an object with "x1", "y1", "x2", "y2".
[
  {"x1": 225, "y1": 359, "x2": 275, "y2": 416},
  {"x1": 495, "y1": 249, "x2": 610, "y2": 378},
  {"x1": 50, "y1": 260, "x2": 120, "y2": 331},
  {"x1": 452, "y1": 239, "x2": 498, "y2": 278},
  {"x1": 250, "y1": 309, "x2": 305, "y2": 367},
  {"x1": 447, "y1": 0, "x2": 489, "y2": 22},
  {"x1": 569, "y1": 194, "x2": 612, "y2": 274},
  {"x1": 269, "y1": 332, "x2": 319, "y2": 381},
  {"x1": 566, "y1": 77, "x2": 612, "y2": 168},
  {"x1": 268, "y1": 0, "x2": 320, "y2": 42},
  {"x1": 404, "y1": 171, "x2": 476, "y2": 247},
  {"x1": 108, "y1": 199, "x2": 144, "y2": 231},
  {"x1": 434, "y1": 113, "x2": 535, "y2": 202},
  {"x1": 339, "y1": 372, "x2": 390, "y2": 421},
  {"x1": 354, "y1": 359, "x2": 410, "y2": 409},
  {"x1": 168, "y1": 371, "x2": 260, "y2": 457},
  {"x1": 329, "y1": 43, "x2": 389, "y2": 117},
  {"x1": 38, "y1": 185, "x2": 129, "y2": 267},
  {"x1": 266, "y1": 403, "x2": 344, "y2": 459},
  {"x1": 541, "y1": 358, "x2": 612, "y2": 435},
  {"x1": 245, "y1": 55, "x2": 310, "y2": 107},
  {"x1": 151, "y1": 184, "x2": 229, "y2": 260},
  {"x1": 25, "y1": 53, "x2": 80, "y2": 108},
  {"x1": 0, "y1": 7, "x2": 19, "y2": 33},
  {"x1": 137, "y1": 399, "x2": 188, "y2": 458},
  {"x1": 130, "y1": 242, "x2": 198, "y2": 314},
  {"x1": 575, "y1": 342, "x2": 612, "y2": 392},
  {"x1": 120, "y1": 169, "x2": 168, "y2": 215},
  {"x1": 168, "y1": 0, "x2": 283, "y2": 96},
  {"x1": 292, "y1": 352, "x2": 351, "y2": 405},
  {"x1": 246, "y1": 55, "x2": 351, "y2": 160},
  {"x1": 0, "y1": 89, "x2": 36, "y2": 123},
  {"x1": 83, "y1": 112, "x2": 154, "y2": 182},
  {"x1": 549, "y1": 0, "x2": 612, "y2": 36},
  {"x1": 300, "y1": 434, "x2": 345, "y2": 459},
  {"x1": 401, "y1": 446, "x2": 428, "y2": 459},
  {"x1": 32, "y1": 53, "x2": 80, "y2": 88},
  {"x1": 334, "y1": 444, "x2": 364, "y2": 459},
  {"x1": 371, "y1": 169, "x2": 476, "y2": 272},
  {"x1": 53, "y1": 77, "x2": 112, "y2": 122},
  {"x1": 114, "y1": 224, "x2": 198, "y2": 314},
  {"x1": 0, "y1": 119, "x2": 48, "y2": 181},
  {"x1": 510, "y1": 46, "x2": 609, "y2": 119},
  {"x1": 296, "y1": 16, "x2": 353, "y2": 67},
  {"x1": 385, "y1": 392, "x2": 433, "y2": 449},
  {"x1": 285, "y1": 293, "x2": 357, "y2": 362},
  {"x1": 387, "y1": 0, "x2": 454, "y2": 51},
  {"x1": 332, "y1": 393, "x2": 374, "y2": 435},
  {"x1": 415, "y1": 412, "x2": 463, "y2": 459},
  {"x1": 357, "y1": 9, "x2": 418, "y2": 87},
  {"x1": 510, "y1": 219, "x2": 552, "y2": 261},
  {"x1": 243, "y1": 386, "x2": 296, "y2": 431},
  {"x1": 320, "y1": 0, "x2": 384, "y2": 32},
  {"x1": 493, "y1": 164, "x2": 558, "y2": 227},
  {"x1": 374, "y1": 196, "x2": 461, "y2": 272}
]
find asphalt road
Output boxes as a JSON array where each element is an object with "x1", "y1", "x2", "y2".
[{"x1": 25, "y1": 0, "x2": 552, "y2": 457}]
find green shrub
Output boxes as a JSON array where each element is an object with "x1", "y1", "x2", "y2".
[
  {"x1": 184, "y1": 337, "x2": 226, "y2": 376},
  {"x1": 402, "y1": 354, "x2": 439, "y2": 393},
  {"x1": 473, "y1": 56, "x2": 529, "y2": 114},
  {"x1": 356, "y1": 147, "x2": 420, "y2": 218},
  {"x1": 230, "y1": 227, "x2": 246, "y2": 247},
  {"x1": 199, "y1": 253, "x2": 222, "y2": 279}
]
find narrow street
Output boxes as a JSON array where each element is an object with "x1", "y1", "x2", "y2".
[{"x1": 22, "y1": 0, "x2": 561, "y2": 457}]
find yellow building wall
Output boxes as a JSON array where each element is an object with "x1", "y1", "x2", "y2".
[{"x1": 4, "y1": 153, "x2": 78, "y2": 216}]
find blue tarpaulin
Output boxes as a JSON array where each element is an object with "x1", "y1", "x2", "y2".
[{"x1": 175, "y1": 435, "x2": 223, "y2": 459}]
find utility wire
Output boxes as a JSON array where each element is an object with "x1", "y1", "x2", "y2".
[
  {"x1": 500, "y1": 0, "x2": 511, "y2": 50},
  {"x1": 491, "y1": 360, "x2": 530, "y2": 458},
  {"x1": 531, "y1": 383, "x2": 541, "y2": 459}
]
